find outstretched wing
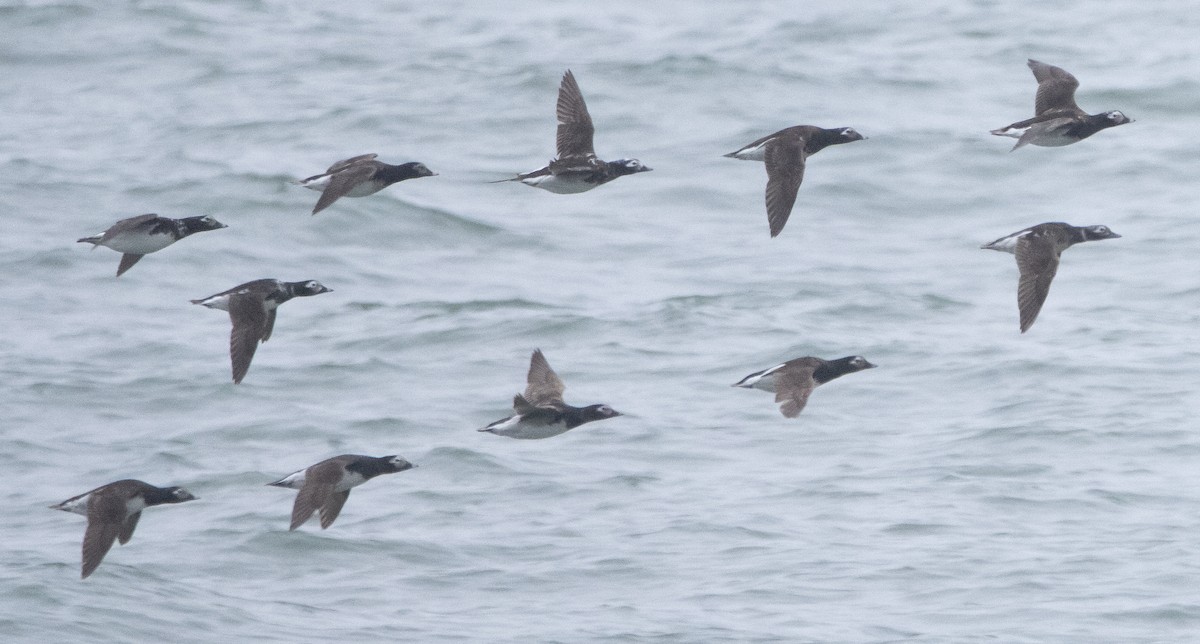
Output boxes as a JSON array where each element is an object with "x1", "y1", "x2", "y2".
[
  {"x1": 524, "y1": 349, "x2": 566, "y2": 406},
  {"x1": 117, "y1": 511, "x2": 141, "y2": 545},
  {"x1": 319, "y1": 490, "x2": 351, "y2": 529},
  {"x1": 555, "y1": 70, "x2": 595, "y2": 158},
  {"x1": 290, "y1": 459, "x2": 344, "y2": 530},
  {"x1": 116, "y1": 254, "x2": 145, "y2": 277},
  {"x1": 312, "y1": 163, "x2": 378, "y2": 215},
  {"x1": 1014, "y1": 233, "x2": 1061, "y2": 333},
  {"x1": 82, "y1": 494, "x2": 125, "y2": 579},
  {"x1": 228, "y1": 294, "x2": 268, "y2": 384},
  {"x1": 774, "y1": 364, "x2": 818, "y2": 418},
  {"x1": 1028, "y1": 59, "x2": 1081, "y2": 115},
  {"x1": 763, "y1": 135, "x2": 807, "y2": 238},
  {"x1": 100, "y1": 214, "x2": 161, "y2": 239},
  {"x1": 325, "y1": 153, "x2": 378, "y2": 174}
]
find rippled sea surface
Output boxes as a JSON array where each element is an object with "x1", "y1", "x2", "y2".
[{"x1": 3, "y1": 1, "x2": 1200, "y2": 641}]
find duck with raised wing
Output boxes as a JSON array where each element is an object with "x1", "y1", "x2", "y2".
[
  {"x1": 990, "y1": 59, "x2": 1131, "y2": 150},
  {"x1": 493, "y1": 70, "x2": 651, "y2": 193},
  {"x1": 479, "y1": 349, "x2": 622, "y2": 439}
]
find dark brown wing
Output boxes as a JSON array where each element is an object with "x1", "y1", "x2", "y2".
[
  {"x1": 1015, "y1": 233, "x2": 1062, "y2": 333},
  {"x1": 555, "y1": 70, "x2": 595, "y2": 158},
  {"x1": 1028, "y1": 59, "x2": 1081, "y2": 115},
  {"x1": 101, "y1": 214, "x2": 161, "y2": 238},
  {"x1": 763, "y1": 135, "x2": 807, "y2": 238},
  {"x1": 524, "y1": 349, "x2": 566, "y2": 406},
  {"x1": 290, "y1": 459, "x2": 343, "y2": 530},
  {"x1": 116, "y1": 254, "x2": 145, "y2": 277},
  {"x1": 261, "y1": 309, "x2": 278, "y2": 343},
  {"x1": 774, "y1": 363, "x2": 818, "y2": 418},
  {"x1": 547, "y1": 155, "x2": 602, "y2": 177},
  {"x1": 312, "y1": 163, "x2": 378, "y2": 215},
  {"x1": 82, "y1": 493, "x2": 125, "y2": 579},
  {"x1": 325, "y1": 153, "x2": 378, "y2": 174},
  {"x1": 512, "y1": 394, "x2": 561, "y2": 424},
  {"x1": 227, "y1": 294, "x2": 268, "y2": 384},
  {"x1": 319, "y1": 490, "x2": 351, "y2": 529},
  {"x1": 117, "y1": 511, "x2": 141, "y2": 545}
]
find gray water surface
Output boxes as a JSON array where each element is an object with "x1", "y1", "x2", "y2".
[{"x1": 3, "y1": 1, "x2": 1200, "y2": 642}]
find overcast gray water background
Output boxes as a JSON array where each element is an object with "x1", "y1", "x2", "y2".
[{"x1": 3, "y1": 1, "x2": 1200, "y2": 641}]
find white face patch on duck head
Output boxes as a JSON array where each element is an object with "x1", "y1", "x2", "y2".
[
  {"x1": 300, "y1": 280, "x2": 331, "y2": 295},
  {"x1": 387, "y1": 456, "x2": 413, "y2": 470},
  {"x1": 849, "y1": 356, "x2": 875, "y2": 369}
]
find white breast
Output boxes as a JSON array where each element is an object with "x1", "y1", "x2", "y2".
[
  {"x1": 341, "y1": 182, "x2": 386, "y2": 198},
  {"x1": 100, "y1": 229, "x2": 178, "y2": 255},
  {"x1": 336, "y1": 471, "x2": 368, "y2": 492},
  {"x1": 491, "y1": 421, "x2": 571, "y2": 440},
  {"x1": 125, "y1": 497, "x2": 146, "y2": 515},
  {"x1": 521, "y1": 174, "x2": 597, "y2": 194}
]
